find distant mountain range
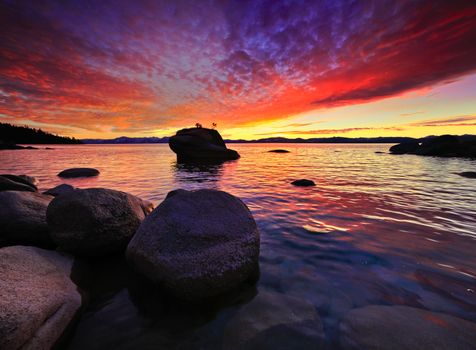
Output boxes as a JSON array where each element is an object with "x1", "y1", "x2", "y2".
[{"x1": 82, "y1": 136, "x2": 419, "y2": 144}]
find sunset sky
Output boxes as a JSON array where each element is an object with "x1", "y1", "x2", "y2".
[{"x1": 1, "y1": 0, "x2": 476, "y2": 140}]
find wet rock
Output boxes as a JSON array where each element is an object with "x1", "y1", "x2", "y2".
[
  {"x1": 0, "y1": 143, "x2": 38, "y2": 150},
  {"x1": 127, "y1": 189, "x2": 260, "y2": 300},
  {"x1": 0, "y1": 191, "x2": 53, "y2": 247},
  {"x1": 43, "y1": 184, "x2": 76, "y2": 197},
  {"x1": 57, "y1": 168, "x2": 99, "y2": 178},
  {"x1": 169, "y1": 127, "x2": 239, "y2": 162},
  {"x1": 458, "y1": 172, "x2": 476, "y2": 179},
  {"x1": 291, "y1": 179, "x2": 316, "y2": 187},
  {"x1": 0, "y1": 246, "x2": 82, "y2": 350},
  {"x1": 389, "y1": 135, "x2": 476, "y2": 158},
  {"x1": 389, "y1": 141, "x2": 420, "y2": 155},
  {"x1": 47, "y1": 188, "x2": 145, "y2": 256},
  {"x1": 223, "y1": 291, "x2": 324, "y2": 350},
  {"x1": 139, "y1": 199, "x2": 154, "y2": 215},
  {"x1": 0, "y1": 175, "x2": 37, "y2": 192},
  {"x1": 374, "y1": 151, "x2": 385, "y2": 154},
  {"x1": 339, "y1": 305, "x2": 476, "y2": 350},
  {"x1": 268, "y1": 149, "x2": 290, "y2": 153}
]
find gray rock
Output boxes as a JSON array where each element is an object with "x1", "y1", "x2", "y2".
[
  {"x1": 18, "y1": 175, "x2": 39, "y2": 187},
  {"x1": 169, "y1": 127, "x2": 240, "y2": 162},
  {"x1": 43, "y1": 184, "x2": 75, "y2": 197},
  {"x1": 46, "y1": 188, "x2": 145, "y2": 256},
  {"x1": 339, "y1": 305, "x2": 476, "y2": 350},
  {"x1": 0, "y1": 175, "x2": 37, "y2": 192},
  {"x1": 458, "y1": 172, "x2": 476, "y2": 179},
  {"x1": 57, "y1": 168, "x2": 99, "y2": 178},
  {"x1": 126, "y1": 189, "x2": 260, "y2": 300},
  {"x1": 268, "y1": 149, "x2": 290, "y2": 153},
  {"x1": 224, "y1": 291, "x2": 324, "y2": 350},
  {"x1": 139, "y1": 199, "x2": 154, "y2": 216},
  {"x1": 0, "y1": 246, "x2": 82, "y2": 350},
  {"x1": 291, "y1": 179, "x2": 316, "y2": 187},
  {"x1": 0, "y1": 191, "x2": 53, "y2": 247}
]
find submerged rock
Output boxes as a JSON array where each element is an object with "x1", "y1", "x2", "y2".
[
  {"x1": 0, "y1": 246, "x2": 82, "y2": 350},
  {"x1": 224, "y1": 291, "x2": 324, "y2": 350},
  {"x1": 0, "y1": 174, "x2": 37, "y2": 192},
  {"x1": 47, "y1": 188, "x2": 145, "y2": 256},
  {"x1": 339, "y1": 305, "x2": 476, "y2": 350},
  {"x1": 127, "y1": 189, "x2": 260, "y2": 300},
  {"x1": 43, "y1": 184, "x2": 76, "y2": 197},
  {"x1": 0, "y1": 191, "x2": 53, "y2": 247},
  {"x1": 268, "y1": 149, "x2": 290, "y2": 153},
  {"x1": 291, "y1": 179, "x2": 316, "y2": 187},
  {"x1": 458, "y1": 172, "x2": 476, "y2": 179},
  {"x1": 57, "y1": 168, "x2": 100, "y2": 178},
  {"x1": 169, "y1": 127, "x2": 240, "y2": 162}
]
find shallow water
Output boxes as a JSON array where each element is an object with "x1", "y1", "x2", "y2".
[{"x1": 1, "y1": 143, "x2": 476, "y2": 349}]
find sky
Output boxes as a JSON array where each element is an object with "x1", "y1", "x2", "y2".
[{"x1": 1, "y1": 0, "x2": 476, "y2": 140}]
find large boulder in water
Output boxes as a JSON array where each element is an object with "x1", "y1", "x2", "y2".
[
  {"x1": 169, "y1": 127, "x2": 240, "y2": 162},
  {"x1": 126, "y1": 189, "x2": 260, "y2": 300},
  {"x1": 223, "y1": 291, "x2": 324, "y2": 350},
  {"x1": 57, "y1": 168, "x2": 99, "y2": 178},
  {"x1": 0, "y1": 246, "x2": 82, "y2": 350},
  {"x1": 389, "y1": 135, "x2": 476, "y2": 158},
  {"x1": 0, "y1": 174, "x2": 37, "y2": 192},
  {"x1": 389, "y1": 141, "x2": 420, "y2": 155},
  {"x1": 46, "y1": 188, "x2": 145, "y2": 256},
  {"x1": 0, "y1": 191, "x2": 53, "y2": 247},
  {"x1": 339, "y1": 305, "x2": 476, "y2": 350}
]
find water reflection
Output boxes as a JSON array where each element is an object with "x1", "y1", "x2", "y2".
[{"x1": 172, "y1": 160, "x2": 228, "y2": 184}]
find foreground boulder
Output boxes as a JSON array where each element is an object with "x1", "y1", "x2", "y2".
[
  {"x1": 43, "y1": 184, "x2": 76, "y2": 197},
  {"x1": 57, "y1": 168, "x2": 99, "y2": 178},
  {"x1": 169, "y1": 127, "x2": 239, "y2": 162},
  {"x1": 390, "y1": 135, "x2": 476, "y2": 158},
  {"x1": 224, "y1": 291, "x2": 324, "y2": 350},
  {"x1": 0, "y1": 174, "x2": 37, "y2": 192},
  {"x1": 47, "y1": 188, "x2": 145, "y2": 256},
  {"x1": 0, "y1": 246, "x2": 82, "y2": 350},
  {"x1": 291, "y1": 179, "x2": 316, "y2": 187},
  {"x1": 127, "y1": 189, "x2": 260, "y2": 300},
  {"x1": 0, "y1": 191, "x2": 53, "y2": 247},
  {"x1": 339, "y1": 305, "x2": 476, "y2": 350}
]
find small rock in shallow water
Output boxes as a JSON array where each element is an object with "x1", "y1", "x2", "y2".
[
  {"x1": 57, "y1": 167, "x2": 99, "y2": 178},
  {"x1": 126, "y1": 189, "x2": 260, "y2": 300},
  {"x1": 0, "y1": 174, "x2": 37, "y2": 192},
  {"x1": 457, "y1": 172, "x2": 476, "y2": 179},
  {"x1": 43, "y1": 183, "x2": 75, "y2": 197},
  {"x1": 291, "y1": 179, "x2": 316, "y2": 187},
  {"x1": 223, "y1": 291, "x2": 324, "y2": 350},
  {"x1": 0, "y1": 246, "x2": 82, "y2": 350},
  {"x1": 47, "y1": 188, "x2": 145, "y2": 256},
  {"x1": 268, "y1": 149, "x2": 290, "y2": 153},
  {"x1": 0, "y1": 191, "x2": 53, "y2": 247},
  {"x1": 339, "y1": 305, "x2": 476, "y2": 350}
]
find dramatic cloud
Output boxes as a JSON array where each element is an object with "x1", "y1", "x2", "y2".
[
  {"x1": 410, "y1": 115, "x2": 476, "y2": 127},
  {"x1": 1, "y1": 0, "x2": 476, "y2": 137}
]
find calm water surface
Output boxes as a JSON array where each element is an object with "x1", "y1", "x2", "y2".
[{"x1": 1, "y1": 144, "x2": 476, "y2": 349}]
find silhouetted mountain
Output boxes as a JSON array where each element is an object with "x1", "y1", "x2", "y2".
[
  {"x1": 82, "y1": 135, "x2": 416, "y2": 144},
  {"x1": 82, "y1": 136, "x2": 169, "y2": 144},
  {"x1": 0, "y1": 123, "x2": 81, "y2": 144}
]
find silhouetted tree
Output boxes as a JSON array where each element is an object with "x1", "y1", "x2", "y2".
[
  {"x1": 212, "y1": 122, "x2": 217, "y2": 129},
  {"x1": 195, "y1": 123, "x2": 202, "y2": 128}
]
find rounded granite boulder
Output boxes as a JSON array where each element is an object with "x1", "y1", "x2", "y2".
[
  {"x1": 43, "y1": 184, "x2": 76, "y2": 197},
  {"x1": 57, "y1": 168, "x2": 99, "y2": 178},
  {"x1": 0, "y1": 245, "x2": 82, "y2": 350},
  {"x1": 46, "y1": 188, "x2": 145, "y2": 256},
  {"x1": 339, "y1": 305, "x2": 476, "y2": 350},
  {"x1": 126, "y1": 189, "x2": 260, "y2": 300},
  {"x1": 0, "y1": 191, "x2": 53, "y2": 247},
  {"x1": 291, "y1": 179, "x2": 316, "y2": 187}
]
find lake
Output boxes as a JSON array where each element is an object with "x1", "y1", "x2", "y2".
[{"x1": 1, "y1": 143, "x2": 476, "y2": 349}]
